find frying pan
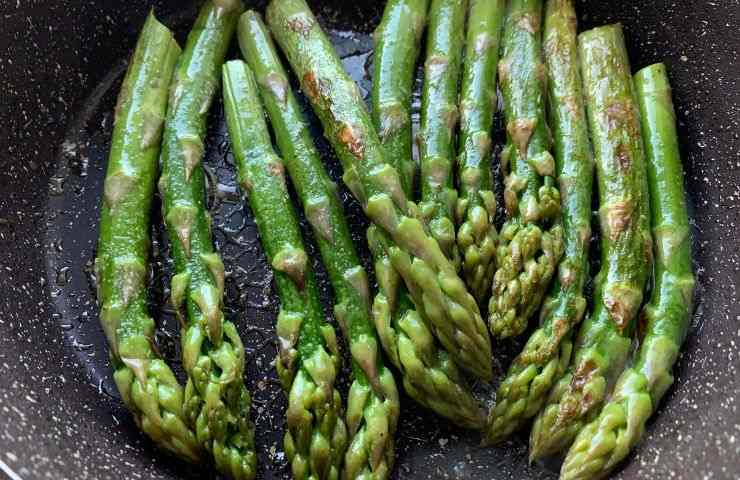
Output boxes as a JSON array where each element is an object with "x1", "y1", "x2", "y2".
[{"x1": 0, "y1": 1, "x2": 738, "y2": 479}]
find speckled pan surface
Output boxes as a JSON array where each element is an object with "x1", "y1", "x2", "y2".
[{"x1": 0, "y1": 1, "x2": 737, "y2": 479}]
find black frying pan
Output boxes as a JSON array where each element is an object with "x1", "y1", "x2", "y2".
[{"x1": 0, "y1": 1, "x2": 738, "y2": 479}]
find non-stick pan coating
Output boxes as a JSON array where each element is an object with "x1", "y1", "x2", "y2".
[{"x1": 0, "y1": 1, "x2": 738, "y2": 479}]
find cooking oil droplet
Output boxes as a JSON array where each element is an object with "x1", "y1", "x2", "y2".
[
  {"x1": 49, "y1": 175, "x2": 65, "y2": 195},
  {"x1": 56, "y1": 266, "x2": 70, "y2": 286},
  {"x1": 72, "y1": 339, "x2": 94, "y2": 351}
]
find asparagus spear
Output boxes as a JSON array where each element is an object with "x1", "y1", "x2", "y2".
[
  {"x1": 372, "y1": 0, "x2": 429, "y2": 196},
  {"x1": 561, "y1": 63, "x2": 695, "y2": 480},
  {"x1": 94, "y1": 13, "x2": 202, "y2": 462},
  {"x1": 370, "y1": 0, "x2": 485, "y2": 428},
  {"x1": 484, "y1": 0, "x2": 592, "y2": 444},
  {"x1": 368, "y1": 0, "x2": 427, "y2": 369},
  {"x1": 266, "y1": 0, "x2": 493, "y2": 381},
  {"x1": 368, "y1": 0, "x2": 427, "y2": 343},
  {"x1": 489, "y1": 0, "x2": 564, "y2": 339},
  {"x1": 368, "y1": 231, "x2": 486, "y2": 428},
  {"x1": 159, "y1": 3, "x2": 257, "y2": 478},
  {"x1": 529, "y1": 24, "x2": 652, "y2": 460},
  {"x1": 222, "y1": 60, "x2": 348, "y2": 480},
  {"x1": 237, "y1": 12, "x2": 399, "y2": 478},
  {"x1": 455, "y1": 0, "x2": 505, "y2": 303},
  {"x1": 417, "y1": 0, "x2": 466, "y2": 265}
]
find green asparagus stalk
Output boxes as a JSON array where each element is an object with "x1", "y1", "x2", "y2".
[
  {"x1": 418, "y1": 0, "x2": 466, "y2": 265},
  {"x1": 368, "y1": 0, "x2": 427, "y2": 337},
  {"x1": 94, "y1": 13, "x2": 202, "y2": 462},
  {"x1": 489, "y1": 0, "x2": 564, "y2": 339},
  {"x1": 368, "y1": 0, "x2": 427, "y2": 369},
  {"x1": 222, "y1": 59, "x2": 348, "y2": 480},
  {"x1": 372, "y1": 0, "x2": 428, "y2": 196},
  {"x1": 455, "y1": 0, "x2": 505, "y2": 303},
  {"x1": 560, "y1": 63, "x2": 695, "y2": 480},
  {"x1": 266, "y1": 0, "x2": 493, "y2": 381},
  {"x1": 369, "y1": 0, "x2": 485, "y2": 428},
  {"x1": 237, "y1": 12, "x2": 399, "y2": 479},
  {"x1": 158, "y1": 2, "x2": 257, "y2": 478},
  {"x1": 484, "y1": 0, "x2": 592, "y2": 444},
  {"x1": 529, "y1": 24, "x2": 653, "y2": 460}
]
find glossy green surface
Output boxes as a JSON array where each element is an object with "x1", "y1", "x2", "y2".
[
  {"x1": 418, "y1": 0, "x2": 466, "y2": 263},
  {"x1": 498, "y1": 0, "x2": 557, "y2": 221},
  {"x1": 267, "y1": 0, "x2": 492, "y2": 381},
  {"x1": 488, "y1": 0, "x2": 564, "y2": 340},
  {"x1": 238, "y1": 10, "x2": 374, "y2": 379},
  {"x1": 455, "y1": 0, "x2": 504, "y2": 303},
  {"x1": 530, "y1": 23, "x2": 652, "y2": 460},
  {"x1": 223, "y1": 59, "x2": 347, "y2": 480},
  {"x1": 237, "y1": 12, "x2": 399, "y2": 478},
  {"x1": 162, "y1": 1, "x2": 241, "y2": 342},
  {"x1": 485, "y1": 0, "x2": 592, "y2": 444},
  {"x1": 368, "y1": 0, "x2": 485, "y2": 428},
  {"x1": 561, "y1": 63, "x2": 695, "y2": 480},
  {"x1": 159, "y1": 2, "x2": 257, "y2": 478},
  {"x1": 223, "y1": 61, "x2": 324, "y2": 361},
  {"x1": 372, "y1": 0, "x2": 429, "y2": 195},
  {"x1": 94, "y1": 12, "x2": 201, "y2": 463}
]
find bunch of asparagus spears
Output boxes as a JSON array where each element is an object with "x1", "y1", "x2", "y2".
[{"x1": 95, "y1": 0, "x2": 694, "y2": 479}]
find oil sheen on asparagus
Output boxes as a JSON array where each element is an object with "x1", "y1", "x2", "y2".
[
  {"x1": 485, "y1": 0, "x2": 593, "y2": 444},
  {"x1": 266, "y1": 0, "x2": 493, "y2": 381},
  {"x1": 373, "y1": 0, "x2": 428, "y2": 196},
  {"x1": 369, "y1": 0, "x2": 485, "y2": 428},
  {"x1": 561, "y1": 63, "x2": 695, "y2": 480},
  {"x1": 237, "y1": 11, "x2": 400, "y2": 479},
  {"x1": 417, "y1": 0, "x2": 466, "y2": 266},
  {"x1": 94, "y1": 12, "x2": 202, "y2": 463},
  {"x1": 455, "y1": 0, "x2": 505, "y2": 303},
  {"x1": 223, "y1": 60, "x2": 348, "y2": 480},
  {"x1": 158, "y1": 2, "x2": 257, "y2": 478},
  {"x1": 489, "y1": 0, "x2": 564, "y2": 339},
  {"x1": 529, "y1": 23, "x2": 652, "y2": 460}
]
